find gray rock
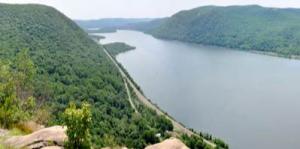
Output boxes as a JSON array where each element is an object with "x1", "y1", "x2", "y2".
[{"x1": 4, "y1": 126, "x2": 67, "y2": 149}]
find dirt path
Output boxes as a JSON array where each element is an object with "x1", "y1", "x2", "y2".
[
  {"x1": 103, "y1": 47, "x2": 216, "y2": 148},
  {"x1": 124, "y1": 78, "x2": 138, "y2": 113},
  {"x1": 103, "y1": 48, "x2": 138, "y2": 113}
]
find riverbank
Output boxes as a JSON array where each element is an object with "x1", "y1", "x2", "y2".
[
  {"x1": 97, "y1": 30, "x2": 300, "y2": 149},
  {"x1": 133, "y1": 29, "x2": 300, "y2": 61},
  {"x1": 249, "y1": 50, "x2": 300, "y2": 60},
  {"x1": 101, "y1": 45, "x2": 218, "y2": 148}
]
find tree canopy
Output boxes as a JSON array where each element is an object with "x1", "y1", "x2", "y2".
[
  {"x1": 132, "y1": 5, "x2": 300, "y2": 57},
  {"x1": 0, "y1": 4, "x2": 190, "y2": 148}
]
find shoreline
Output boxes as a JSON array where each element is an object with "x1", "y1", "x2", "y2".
[
  {"x1": 99, "y1": 29, "x2": 300, "y2": 61},
  {"x1": 249, "y1": 50, "x2": 300, "y2": 60},
  {"x1": 125, "y1": 29, "x2": 300, "y2": 61},
  {"x1": 101, "y1": 45, "x2": 217, "y2": 148}
]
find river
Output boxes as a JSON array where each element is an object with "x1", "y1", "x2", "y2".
[{"x1": 99, "y1": 30, "x2": 300, "y2": 149}]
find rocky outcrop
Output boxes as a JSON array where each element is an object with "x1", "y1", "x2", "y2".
[
  {"x1": 145, "y1": 138, "x2": 189, "y2": 149},
  {"x1": 4, "y1": 126, "x2": 67, "y2": 149}
]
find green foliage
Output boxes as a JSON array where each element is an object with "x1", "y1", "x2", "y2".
[
  {"x1": 0, "y1": 50, "x2": 36, "y2": 128},
  {"x1": 14, "y1": 49, "x2": 36, "y2": 100},
  {"x1": 156, "y1": 115, "x2": 173, "y2": 133},
  {"x1": 213, "y1": 138, "x2": 229, "y2": 149},
  {"x1": 145, "y1": 5, "x2": 300, "y2": 56},
  {"x1": 0, "y1": 4, "x2": 184, "y2": 148},
  {"x1": 101, "y1": 134, "x2": 118, "y2": 147},
  {"x1": 103, "y1": 42, "x2": 136, "y2": 57},
  {"x1": 0, "y1": 4, "x2": 225, "y2": 148},
  {"x1": 181, "y1": 134, "x2": 212, "y2": 149},
  {"x1": 142, "y1": 130, "x2": 159, "y2": 144},
  {"x1": 63, "y1": 102, "x2": 92, "y2": 149},
  {"x1": 0, "y1": 3, "x2": 131, "y2": 147}
]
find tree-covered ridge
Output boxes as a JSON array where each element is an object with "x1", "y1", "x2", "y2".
[
  {"x1": 0, "y1": 4, "x2": 181, "y2": 148},
  {"x1": 145, "y1": 5, "x2": 300, "y2": 56},
  {"x1": 104, "y1": 42, "x2": 136, "y2": 57}
]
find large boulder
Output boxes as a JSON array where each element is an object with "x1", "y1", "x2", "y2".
[
  {"x1": 145, "y1": 138, "x2": 189, "y2": 149},
  {"x1": 4, "y1": 126, "x2": 67, "y2": 149}
]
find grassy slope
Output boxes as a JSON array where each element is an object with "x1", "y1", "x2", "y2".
[
  {"x1": 148, "y1": 5, "x2": 300, "y2": 56},
  {"x1": 0, "y1": 4, "x2": 174, "y2": 148}
]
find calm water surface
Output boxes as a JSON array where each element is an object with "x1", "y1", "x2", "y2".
[{"x1": 100, "y1": 30, "x2": 300, "y2": 149}]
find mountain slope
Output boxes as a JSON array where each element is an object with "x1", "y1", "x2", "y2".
[
  {"x1": 147, "y1": 5, "x2": 300, "y2": 56},
  {"x1": 0, "y1": 4, "x2": 175, "y2": 148}
]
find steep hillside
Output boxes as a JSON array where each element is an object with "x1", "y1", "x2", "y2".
[
  {"x1": 0, "y1": 4, "x2": 175, "y2": 148},
  {"x1": 148, "y1": 5, "x2": 300, "y2": 56}
]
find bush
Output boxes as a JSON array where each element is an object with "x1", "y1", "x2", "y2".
[
  {"x1": 63, "y1": 102, "x2": 92, "y2": 149},
  {"x1": 143, "y1": 130, "x2": 159, "y2": 144},
  {"x1": 181, "y1": 134, "x2": 211, "y2": 149},
  {"x1": 214, "y1": 138, "x2": 229, "y2": 149},
  {"x1": 156, "y1": 115, "x2": 173, "y2": 132}
]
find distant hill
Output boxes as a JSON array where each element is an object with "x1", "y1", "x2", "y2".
[
  {"x1": 0, "y1": 3, "x2": 177, "y2": 148},
  {"x1": 75, "y1": 18, "x2": 154, "y2": 29},
  {"x1": 140, "y1": 5, "x2": 300, "y2": 57},
  {"x1": 121, "y1": 18, "x2": 167, "y2": 32}
]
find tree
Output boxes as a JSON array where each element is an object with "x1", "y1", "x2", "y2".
[
  {"x1": 181, "y1": 134, "x2": 211, "y2": 149},
  {"x1": 143, "y1": 129, "x2": 159, "y2": 144},
  {"x1": 156, "y1": 115, "x2": 173, "y2": 132},
  {"x1": 63, "y1": 102, "x2": 92, "y2": 149},
  {"x1": 0, "y1": 62, "x2": 20, "y2": 128},
  {"x1": 0, "y1": 50, "x2": 36, "y2": 128},
  {"x1": 14, "y1": 48, "x2": 36, "y2": 100}
]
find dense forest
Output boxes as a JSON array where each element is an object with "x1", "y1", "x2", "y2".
[
  {"x1": 0, "y1": 3, "x2": 188, "y2": 148},
  {"x1": 103, "y1": 42, "x2": 136, "y2": 57},
  {"x1": 80, "y1": 5, "x2": 300, "y2": 57},
  {"x1": 145, "y1": 5, "x2": 300, "y2": 57}
]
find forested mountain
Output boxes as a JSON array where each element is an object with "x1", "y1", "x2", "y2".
[
  {"x1": 140, "y1": 5, "x2": 300, "y2": 56},
  {"x1": 75, "y1": 18, "x2": 154, "y2": 30},
  {"x1": 122, "y1": 18, "x2": 167, "y2": 32},
  {"x1": 0, "y1": 4, "x2": 175, "y2": 148}
]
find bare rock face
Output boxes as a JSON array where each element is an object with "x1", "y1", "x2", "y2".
[
  {"x1": 145, "y1": 138, "x2": 189, "y2": 149},
  {"x1": 4, "y1": 126, "x2": 67, "y2": 149}
]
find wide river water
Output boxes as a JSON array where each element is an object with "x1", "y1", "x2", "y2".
[{"x1": 100, "y1": 30, "x2": 300, "y2": 149}]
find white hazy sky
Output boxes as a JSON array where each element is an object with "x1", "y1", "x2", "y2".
[{"x1": 0, "y1": 0, "x2": 300, "y2": 19}]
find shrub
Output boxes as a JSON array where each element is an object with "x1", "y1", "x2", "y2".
[
  {"x1": 63, "y1": 102, "x2": 92, "y2": 149},
  {"x1": 143, "y1": 130, "x2": 159, "y2": 144},
  {"x1": 214, "y1": 138, "x2": 229, "y2": 149},
  {"x1": 156, "y1": 115, "x2": 173, "y2": 132},
  {"x1": 181, "y1": 134, "x2": 211, "y2": 149}
]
